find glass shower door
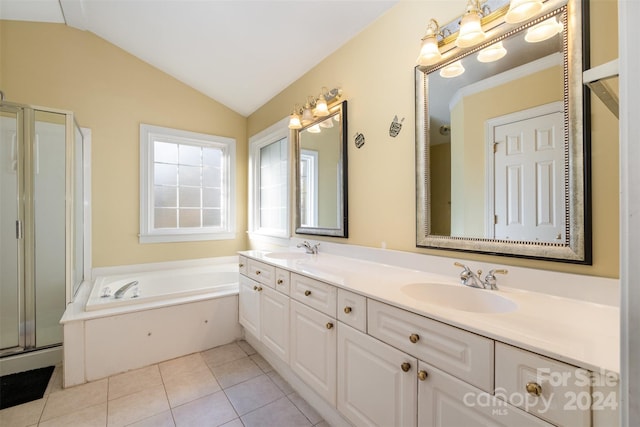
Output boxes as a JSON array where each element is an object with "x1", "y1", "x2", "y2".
[{"x1": 0, "y1": 107, "x2": 23, "y2": 354}]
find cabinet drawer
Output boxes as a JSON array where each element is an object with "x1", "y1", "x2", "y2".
[
  {"x1": 368, "y1": 299, "x2": 493, "y2": 392},
  {"x1": 274, "y1": 268, "x2": 290, "y2": 295},
  {"x1": 246, "y1": 258, "x2": 275, "y2": 288},
  {"x1": 238, "y1": 256, "x2": 247, "y2": 276},
  {"x1": 291, "y1": 273, "x2": 337, "y2": 317},
  {"x1": 337, "y1": 289, "x2": 366, "y2": 332},
  {"x1": 495, "y1": 342, "x2": 590, "y2": 427}
]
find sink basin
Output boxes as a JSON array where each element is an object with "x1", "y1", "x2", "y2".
[
  {"x1": 264, "y1": 252, "x2": 310, "y2": 260},
  {"x1": 401, "y1": 283, "x2": 517, "y2": 313}
]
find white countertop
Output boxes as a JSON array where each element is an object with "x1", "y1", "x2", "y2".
[{"x1": 239, "y1": 249, "x2": 620, "y2": 375}]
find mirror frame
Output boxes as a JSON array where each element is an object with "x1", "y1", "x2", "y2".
[
  {"x1": 415, "y1": 0, "x2": 591, "y2": 263},
  {"x1": 295, "y1": 100, "x2": 348, "y2": 238}
]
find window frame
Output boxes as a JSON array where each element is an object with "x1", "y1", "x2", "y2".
[
  {"x1": 139, "y1": 123, "x2": 236, "y2": 243},
  {"x1": 248, "y1": 117, "x2": 291, "y2": 238}
]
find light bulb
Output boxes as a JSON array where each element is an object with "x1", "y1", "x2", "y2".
[
  {"x1": 313, "y1": 95, "x2": 329, "y2": 117},
  {"x1": 456, "y1": 4, "x2": 486, "y2": 48},
  {"x1": 288, "y1": 113, "x2": 302, "y2": 130}
]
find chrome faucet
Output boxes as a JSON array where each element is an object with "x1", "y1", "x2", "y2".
[
  {"x1": 454, "y1": 262, "x2": 508, "y2": 290},
  {"x1": 297, "y1": 240, "x2": 320, "y2": 254},
  {"x1": 114, "y1": 280, "x2": 139, "y2": 299}
]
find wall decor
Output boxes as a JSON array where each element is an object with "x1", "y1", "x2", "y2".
[
  {"x1": 354, "y1": 132, "x2": 365, "y2": 148},
  {"x1": 389, "y1": 116, "x2": 405, "y2": 137}
]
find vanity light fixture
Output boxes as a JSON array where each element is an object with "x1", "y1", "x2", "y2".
[
  {"x1": 440, "y1": 60, "x2": 465, "y2": 78},
  {"x1": 524, "y1": 16, "x2": 563, "y2": 43},
  {"x1": 504, "y1": 0, "x2": 543, "y2": 23},
  {"x1": 416, "y1": 19, "x2": 444, "y2": 66},
  {"x1": 456, "y1": 0, "x2": 488, "y2": 48},
  {"x1": 288, "y1": 87, "x2": 343, "y2": 130},
  {"x1": 477, "y1": 41, "x2": 507, "y2": 62},
  {"x1": 307, "y1": 124, "x2": 322, "y2": 133}
]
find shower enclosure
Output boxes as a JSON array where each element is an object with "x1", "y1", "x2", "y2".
[{"x1": 0, "y1": 99, "x2": 86, "y2": 373}]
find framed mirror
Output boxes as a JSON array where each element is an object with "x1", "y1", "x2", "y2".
[
  {"x1": 295, "y1": 100, "x2": 348, "y2": 237},
  {"x1": 415, "y1": 0, "x2": 590, "y2": 262}
]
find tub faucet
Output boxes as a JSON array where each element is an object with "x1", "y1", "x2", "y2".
[
  {"x1": 297, "y1": 241, "x2": 320, "y2": 254},
  {"x1": 114, "y1": 280, "x2": 139, "y2": 299}
]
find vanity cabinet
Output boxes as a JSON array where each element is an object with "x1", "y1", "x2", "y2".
[
  {"x1": 238, "y1": 275, "x2": 260, "y2": 337},
  {"x1": 290, "y1": 299, "x2": 337, "y2": 404},
  {"x1": 337, "y1": 322, "x2": 417, "y2": 427}
]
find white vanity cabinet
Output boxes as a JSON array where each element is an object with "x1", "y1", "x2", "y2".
[
  {"x1": 290, "y1": 299, "x2": 337, "y2": 404},
  {"x1": 238, "y1": 274, "x2": 261, "y2": 337},
  {"x1": 337, "y1": 322, "x2": 417, "y2": 427}
]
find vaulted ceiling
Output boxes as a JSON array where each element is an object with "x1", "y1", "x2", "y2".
[{"x1": 0, "y1": 0, "x2": 397, "y2": 116}]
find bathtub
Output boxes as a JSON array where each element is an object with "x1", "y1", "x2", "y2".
[
  {"x1": 86, "y1": 264, "x2": 239, "y2": 311},
  {"x1": 61, "y1": 258, "x2": 243, "y2": 386}
]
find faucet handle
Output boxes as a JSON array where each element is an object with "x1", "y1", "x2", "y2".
[
  {"x1": 454, "y1": 262, "x2": 471, "y2": 271},
  {"x1": 484, "y1": 269, "x2": 508, "y2": 290}
]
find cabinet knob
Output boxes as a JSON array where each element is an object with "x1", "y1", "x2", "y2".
[
  {"x1": 401, "y1": 362, "x2": 411, "y2": 372},
  {"x1": 257, "y1": 286, "x2": 263, "y2": 292},
  {"x1": 239, "y1": 263, "x2": 244, "y2": 268},
  {"x1": 417, "y1": 370, "x2": 428, "y2": 381},
  {"x1": 304, "y1": 290, "x2": 312, "y2": 296},
  {"x1": 409, "y1": 334, "x2": 420, "y2": 344},
  {"x1": 253, "y1": 286, "x2": 258, "y2": 291},
  {"x1": 277, "y1": 279, "x2": 284, "y2": 285},
  {"x1": 255, "y1": 270, "x2": 261, "y2": 275},
  {"x1": 344, "y1": 306, "x2": 352, "y2": 314},
  {"x1": 525, "y1": 382, "x2": 542, "y2": 396},
  {"x1": 326, "y1": 322, "x2": 334, "y2": 330}
]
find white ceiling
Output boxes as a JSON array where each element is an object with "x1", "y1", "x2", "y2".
[{"x1": 0, "y1": 0, "x2": 397, "y2": 116}]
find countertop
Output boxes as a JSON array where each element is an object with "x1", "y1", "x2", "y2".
[{"x1": 239, "y1": 249, "x2": 619, "y2": 375}]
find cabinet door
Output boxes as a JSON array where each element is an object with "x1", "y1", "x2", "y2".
[
  {"x1": 239, "y1": 275, "x2": 261, "y2": 338},
  {"x1": 261, "y1": 285, "x2": 289, "y2": 363},
  {"x1": 290, "y1": 300, "x2": 337, "y2": 404},
  {"x1": 417, "y1": 361, "x2": 552, "y2": 427},
  {"x1": 338, "y1": 323, "x2": 417, "y2": 427}
]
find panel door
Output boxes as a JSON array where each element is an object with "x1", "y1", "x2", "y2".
[
  {"x1": 290, "y1": 299, "x2": 336, "y2": 404},
  {"x1": 238, "y1": 275, "x2": 261, "y2": 338},
  {"x1": 493, "y1": 110, "x2": 565, "y2": 243},
  {"x1": 260, "y1": 284, "x2": 289, "y2": 363},
  {"x1": 337, "y1": 322, "x2": 417, "y2": 427}
]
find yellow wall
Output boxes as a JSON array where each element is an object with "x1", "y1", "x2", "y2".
[
  {"x1": 248, "y1": 0, "x2": 619, "y2": 278},
  {"x1": 0, "y1": 21, "x2": 248, "y2": 267}
]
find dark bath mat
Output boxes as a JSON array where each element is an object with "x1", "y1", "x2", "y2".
[{"x1": 0, "y1": 365, "x2": 55, "y2": 410}]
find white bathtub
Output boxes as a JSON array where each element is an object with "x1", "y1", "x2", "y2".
[
  {"x1": 86, "y1": 264, "x2": 239, "y2": 311},
  {"x1": 61, "y1": 258, "x2": 243, "y2": 386}
]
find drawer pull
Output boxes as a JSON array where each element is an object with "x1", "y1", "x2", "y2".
[
  {"x1": 255, "y1": 270, "x2": 261, "y2": 275},
  {"x1": 344, "y1": 306, "x2": 352, "y2": 314},
  {"x1": 417, "y1": 370, "x2": 428, "y2": 381},
  {"x1": 253, "y1": 286, "x2": 258, "y2": 291},
  {"x1": 409, "y1": 334, "x2": 420, "y2": 344},
  {"x1": 304, "y1": 290, "x2": 312, "y2": 296},
  {"x1": 239, "y1": 263, "x2": 244, "y2": 268},
  {"x1": 401, "y1": 362, "x2": 411, "y2": 372},
  {"x1": 277, "y1": 279, "x2": 284, "y2": 285},
  {"x1": 326, "y1": 322, "x2": 334, "y2": 330},
  {"x1": 526, "y1": 382, "x2": 542, "y2": 396},
  {"x1": 257, "y1": 286, "x2": 263, "y2": 292}
]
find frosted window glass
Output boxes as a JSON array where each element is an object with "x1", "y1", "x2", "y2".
[
  {"x1": 154, "y1": 163, "x2": 178, "y2": 186},
  {"x1": 179, "y1": 209, "x2": 200, "y2": 227},
  {"x1": 179, "y1": 144, "x2": 201, "y2": 165},
  {"x1": 179, "y1": 165, "x2": 201, "y2": 187},
  {"x1": 154, "y1": 186, "x2": 177, "y2": 207},
  {"x1": 155, "y1": 208, "x2": 177, "y2": 228},
  {"x1": 155, "y1": 141, "x2": 178, "y2": 163},
  {"x1": 203, "y1": 188, "x2": 221, "y2": 208},
  {"x1": 203, "y1": 147, "x2": 222, "y2": 165},
  {"x1": 203, "y1": 209, "x2": 221, "y2": 227},
  {"x1": 179, "y1": 187, "x2": 201, "y2": 208},
  {"x1": 203, "y1": 166, "x2": 221, "y2": 188}
]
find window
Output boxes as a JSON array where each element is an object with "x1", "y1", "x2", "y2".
[
  {"x1": 140, "y1": 124, "x2": 235, "y2": 243},
  {"x1": 249, "y1": 118, "x2": 290, "y2": 238}
]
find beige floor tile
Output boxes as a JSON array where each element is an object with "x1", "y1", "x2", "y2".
[
  {"x1": 288, "y1": 392, "x2": 323, "y2": 425},
  {"x1": 108, "y1": 365, "x2": 162, "y2": 401},
  {"x1": 126, "y1": 410, "x2": 175, "y2": 427},
  {"x1": 172, "y1": 390, "x2": 238, "y2": 426},
  {"x1": 201, "y1": 343, "x2": 248, "y2": 368},
  {"x1": 224, "y1": 374, "x2": 284, "y2": 416},
  {"x1": 163, "y1": 366, "x2": 221, "y2": 408},
  {"x1": 106, "y1": 384, "x2": 169, "y2": 427},
  {"x1": 266, "y1": 370, "x2": 294, "y2": 395},
  {"x1": 219, "y1": 418, "x2": 244, "y2": 427},
  {"x1": 241, "y1": 396, "x2": 312, "y2": 427},
  {"x1": 44, "y1": 366, "x2": 63, "y2": 396},
  {"x1": 0, "y1": 397, "x2": 46, "y2": 427},
  {"x1": 38, "y1": 402, "x2": 107, "y2": 427},
  {"x1": 249, "y1": 353, "x2": 272, "y2": 373},
  {"x1": 210, "y1": 357, "x2": 263, "y2": 389},
  {"x1": 236, "y1": 340, "x2": 256, "y2": 356},
  {"x1": 158, "y1": 353, "x2": 206, "y2": 381},
  {"x1": 41, "y1": 379, "x2": 108, "y2": 422}
]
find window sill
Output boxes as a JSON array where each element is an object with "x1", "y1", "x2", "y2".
[{"x1": 139, "y1": 232, "x2": 235, "y2": 244}]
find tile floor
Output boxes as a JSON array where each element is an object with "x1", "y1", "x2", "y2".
[{"x1": 0, "y1": 340, "x2": 329, "y2": 427}]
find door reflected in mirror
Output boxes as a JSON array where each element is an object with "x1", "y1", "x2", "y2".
[{"x1": 296, "y1": 101, "x2": 348, "y2": 237}]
